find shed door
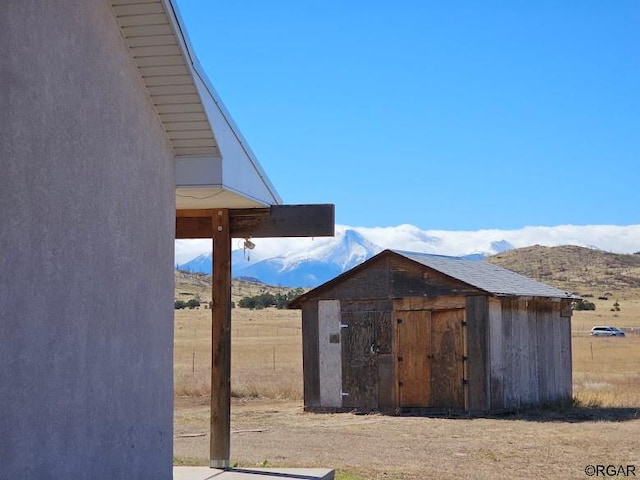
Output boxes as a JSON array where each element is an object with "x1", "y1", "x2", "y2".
[
  {"x1": 430, "y1": 308, "x2": 465, "y2": 408},
  {"x1": 396, "y1": 310, "x2": 431, "y2": 407},
  {"x1": 396, "y1": 308, "x2": 465, "y2": 409},
  {"x1": 340, "y1": 310, "x2": 392, "y2": 409}
]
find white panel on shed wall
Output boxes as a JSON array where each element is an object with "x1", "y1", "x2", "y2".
[{"x1": 318, "y1": 300, "x2": 342, "y2": 408}]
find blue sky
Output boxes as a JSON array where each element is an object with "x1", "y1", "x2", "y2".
[{"x1": 175, "y1": 1, "x2": 639, "y2": 231}]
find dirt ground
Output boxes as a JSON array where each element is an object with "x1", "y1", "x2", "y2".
[
  {"x1": 174, "y1": 299, "x2": 640, "y2": 479},
  {"x1": 174, "y1": 397, "x2": 640, "y2": 480}
]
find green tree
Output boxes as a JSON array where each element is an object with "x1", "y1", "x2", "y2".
[
  {"x1": 186, "y1": 298, "x2": 200, "y2": 309},
  {"x1": 573, "y1": 299, "x2": 596, "y2": 311}
]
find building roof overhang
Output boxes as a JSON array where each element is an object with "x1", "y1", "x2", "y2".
[{"x1": 110, "y1": 0, "x2": 281, "y2": 209}]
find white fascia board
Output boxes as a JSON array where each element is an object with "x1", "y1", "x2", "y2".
[
  {"x1": 192, "y1": 71, "x2": 282, "y2": 206},
  {"x1": 164, "y1": 0, "x2": 282, "y2": 207}
]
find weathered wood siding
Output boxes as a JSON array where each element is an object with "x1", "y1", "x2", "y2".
[
  {"x1": 301, "y1": 303, "x2": 320, "y2": 409},
  {"x1": 309, "y1": 256, "x2": 392, "y2": 302},
  {"x1": 488, "y1": 298, "x2": 572, "y2": 410},
  {"x1": 465, "y1": 296, "x2": 489, "y2": 411},
  {"x1": 340, "y1": 300, "x2": 392, "y2": 410},
  {"x1": 488, "y1": 297, "x2": 505, "y2": 409},
  {"x1": 389, "y1": 256, "x2": 480, "y2": 298}
]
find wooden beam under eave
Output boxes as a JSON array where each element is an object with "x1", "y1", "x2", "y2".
[{"x1": 175, "y1": 204, "x2": 335, "y2": 239}]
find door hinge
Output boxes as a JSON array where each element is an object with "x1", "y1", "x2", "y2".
[
  {"x1": 397, "y1": 356, "x2": 403, "y2": 362},
  {"x1": 341, "y1": 392, "x2": 349, "y2": 397},
  {"x1": 462, "y1": 379, "x2": 469, "y2": 385},
  {"x1": 339, "y1": 323, "x2": 349, "y2": 329},
  {"x1": 398, "y1": 381, "x2": 404, "y2": 387},
  {"x1": 461, "y1": 320, "x2": 468, "y2": 326},
  {"x1": 397, "y1": 318, "x2": 403, "y2": 324}
]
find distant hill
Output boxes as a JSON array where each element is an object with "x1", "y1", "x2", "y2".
[
  {"x1": 174, "y1": 270, "x2": 304, "y2": 305},
  {"x1": 488, "y1": 245, "x2": 640, "y2": 299},
  {"x1": 176, "y1": 245, "x2": 640, "y2": 302}
]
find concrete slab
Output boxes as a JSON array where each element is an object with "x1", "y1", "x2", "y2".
[{"x1": 173, "y1": 466, "x2": 335, "y2": 480}]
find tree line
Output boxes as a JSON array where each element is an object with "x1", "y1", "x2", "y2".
[{"x1": 238, "y1": 288, "x2": 305, "y2": 310}]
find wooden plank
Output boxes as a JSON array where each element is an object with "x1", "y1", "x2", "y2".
[
  {"x1": 177, "y1": 205, "x2": 334, "y2": 239},
  {"x1": 301, "y1": 303, "x2": 320, "y2": 408},
  {"x1": 389, "y1": 256, "x2": 481, "y2": 299},
  {"x1": 396, "y1": 309, "x2": 431, "y2": 408},
  {"x1": 430, "y1": 309, "x2": 465, "y2": 408},
  {"x1": 552, "y1": 304, "x2": 563, "y2": 401},
  {"x1": 230, "y1": 204, "x2": 335, "y2": 238},
  {"x1": 341, "y1": 310, "x2": 378, "y2": 409},
  {"x1": 377, "y1": 354, "x2": 395, "y2": 409},
  {"x1": 465, "y1": 296, "x2": 489, "y2": 410},
  {"x1": 536, "y1": 304, "x2": 551, "y2": 403},
  {"x1": 561, "y1": 316, "x2": 573, "y2": 401},
  {"x1": 424, "y1": 296, "x2": 466, "y2": 311},
  {"x1": 488, "y1": 298, "x2": 504, "y2": 409},
  {"x1": 210, "y1": 209, "x2": 231, "y2": 468},
  {"x1": 501, "y1": 300, "x2": 517, "y2": 409},
  {"x1": 526, "y1": 302, "x2": 540, "y2": 405},
  {"x1": 394, "y1": 296, "x2": 465, "y2": 311}
]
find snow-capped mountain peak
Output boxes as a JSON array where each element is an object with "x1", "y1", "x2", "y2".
[{"x1": 176, "y1": 223, "x2": 640, "y2": 287}]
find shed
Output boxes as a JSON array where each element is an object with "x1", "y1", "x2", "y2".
[{"x1": 289, "y1": 249, "x2": 576, "y2": 413}]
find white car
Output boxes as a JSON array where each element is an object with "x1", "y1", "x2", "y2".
[{"x1": 590, "y1": 326, "x2": 625, "y2": 337}]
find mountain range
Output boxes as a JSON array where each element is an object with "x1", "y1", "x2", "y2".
[{"x1": 177, "y1": 225, "x2": 640, "y2": 287}]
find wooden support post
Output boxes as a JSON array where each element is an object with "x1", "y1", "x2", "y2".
[{"x1": 210, "y1": 209, "x2": 231, "y2": 468}]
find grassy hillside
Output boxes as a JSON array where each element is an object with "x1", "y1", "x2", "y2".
[
  {"x1": 488, "y1": 245, "x2": 640, "y2": 299},
  {"x1": 174, "y1": 270, "x2": 304, "y2": 305}
]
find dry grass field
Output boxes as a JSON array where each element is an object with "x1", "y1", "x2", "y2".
[{"x1": 173, "y1": 295, "x2": 640, "y2": 479}]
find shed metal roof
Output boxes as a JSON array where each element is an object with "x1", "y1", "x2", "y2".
[
  {"x1": 289, "y1": 249, "x2": 577, "y2": 308},
  {"x1": 391, "y1": 250, "x2": 577, "y2": 299}
]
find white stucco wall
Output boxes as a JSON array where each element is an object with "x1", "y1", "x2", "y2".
[{"x1": 0, "y1": 1, "x2": 175, "y2": 478}]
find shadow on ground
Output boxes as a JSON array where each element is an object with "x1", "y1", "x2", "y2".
[{"x1": 391, "y1": 405, "x2": 640, "y2": 423}]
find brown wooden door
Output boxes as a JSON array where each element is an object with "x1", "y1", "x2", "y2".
[
  {"x1": 396, "y1": 310, "x2": 431, "y2": 407},
  {"x1": 340, "y1": 311, "x2": 379, "y2": 409},
  {"x1": 430, "y1": 308, "x2": 465, "y2": 408},
  {"x1": 395, "y1": 308, "x2": 465, "y2": 409}
]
